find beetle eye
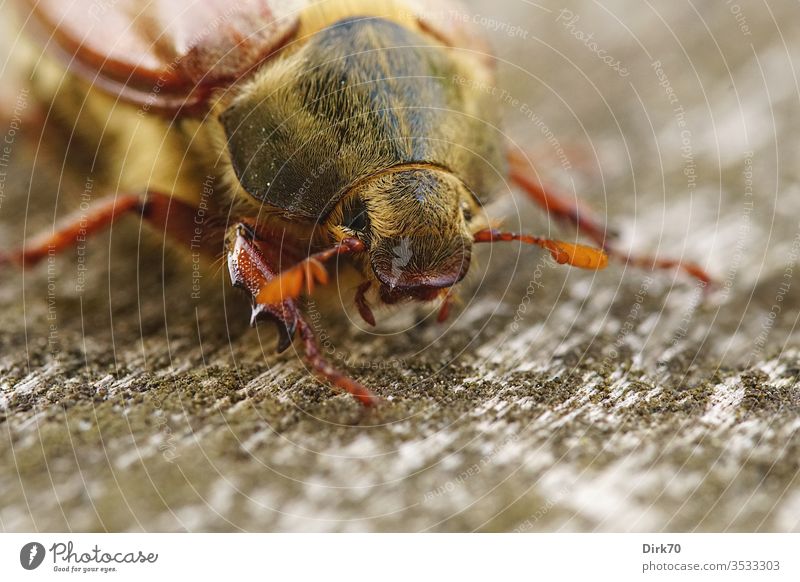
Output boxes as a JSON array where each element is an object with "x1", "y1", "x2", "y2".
[
  {"x1": 342, "y1": 198, "x2": 369, "y2": 234},
  {"x1": 461, "y1": 202, "x2": 474, "y2": 223}
]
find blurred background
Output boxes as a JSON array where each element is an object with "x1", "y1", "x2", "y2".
[{"x1": 0, "y1": 0, "x2": 798, "y2": 532}]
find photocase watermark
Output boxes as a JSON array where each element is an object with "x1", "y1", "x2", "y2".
[
  {"x1": 306, "y1": 298, "x2": 338, "y2": 357},
  {"x1": 405, "y1": 8, "x2": 530, "y2": 39},
  {"x1": 510, "y1": 253, "x2": 558, "y2": 332},
  {"x1": 556, "y1": 9, "x2": 629, "y2": 77},
  {"x1": 665, "y1": 149, "x2": 752, "y2": 347},
  {"x1": 651, "y1": 59, "x2": 679, "y2": 106},
  {"x1": 453, "y1": 74, "x2": 573, "y2": 171},
  {"x1": 305, "y1": 298, "x2": 407, "y2": 369},
  {"x1": 389, "y1": 237, "x2": 413, "y2": 286},
  {"x1": 651, "y1": 60, "x2": 697, "y2": 198},
  {"x1": 454, "y1": 11, "x2": 530, "y2": 39},
  {"x1": 666, "y1": 278, "x2": 707, "y2": 348},
  {"x1": 296, "y1": 156, "x2": 338, "y2": 200},
  {"x1": 422, "y1": 432, "x2": 519, "y2": 502},
  {"x1": 511, "y1": 485, "x2": 571, "y2": 532},
  {"x1": 74, "y1": 176, "x2": 95, "y2": 294},
  {"x1": 346, "y1": 357, "x2": 407, "y2": 371},
  {"x1": 46, "y1": 244, "x2": 60, "y2": 356},
  {"x1": 749, "y1": 225, "x2": 800, "y2": 365},
  {"x1": 718, "y1": 151, "x2": 755, "y2": 302},
  {"x1": 20, "y1": 542, "x2": 46, "y2": 570},
  {"x1": 87, "y1": 0, "x2": 121, "y2": 21},
  {"x1": 598, "y1": 275, "x2": 654, "y2": 375},
  {"x1": 137, "y1": 4, "x2": 251, "y2": 116},
  {"x1": 150, "y1": 393, "x2": 179, "y2": 463},
  {"x1": 19, "y1": 539, "x2": 159, "y2": 573}
]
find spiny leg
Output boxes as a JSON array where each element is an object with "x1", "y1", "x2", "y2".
[
  {"x1": 226, "y1": 223, "x2": 298, "y2": 352},
  {"x1": 227, "y1": 225, "x2": 380, "y2": 407},
  {"x1": 0, "y1": 186, "x2": 379, "y2": 405}
]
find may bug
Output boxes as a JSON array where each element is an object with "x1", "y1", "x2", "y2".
[{"x1": 1, "y1": 0, "x2": 710, "y2": 406}]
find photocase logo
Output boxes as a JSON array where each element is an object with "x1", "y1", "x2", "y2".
[{"x1": 20, "y1": 542, "x2": 46, "y2": 570}]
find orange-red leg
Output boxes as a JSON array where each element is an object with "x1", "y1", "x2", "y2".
[
  {"x1": 474, "y1": 228, "x2": 608, "y2": 270},
  {"x1": 0, "y1": 191, "x2": 222, "y2": 267},
  {"x1": 437, "y1": 291, "x2": 454, "y2": 323},
  {"x1": 296, "y1": 314, "x2": 381, "y2": 407},
  {"x1": 0, "y1": 195, "x2": 141, "y2": 267},
  {"x1": 507, "y1": 148, "x2": 713, "y2": 284},
  {"x1": 355, "y1": 281, "x2": 376, "y2": 326},
  {"x1": 508, "y1": 147, "x2": 612, "y2": 246},
  {"x1": 616, "y1": 254, "x2": 712, "y2": 286},
  {"x1": 255, "y1": 237, "x2": 367, "y2": 304},
  {"x1": 227, "y1": 224, "x2": 380, "y2": 407}
]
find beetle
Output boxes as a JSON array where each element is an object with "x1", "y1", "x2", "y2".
[{"x1": 1, "y1": 0, "x2": 710, "y2": 406}]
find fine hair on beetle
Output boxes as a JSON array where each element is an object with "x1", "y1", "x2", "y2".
[
  {"x1": 325, "y1": 166, "x2": 481, "y2": 300},
  {"x1": 218, "y1": 17, "x2": 505, "y2": 305}
]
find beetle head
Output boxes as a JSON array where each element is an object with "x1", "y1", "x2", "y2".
[{"x1": 327, "y1": 168, "x2": 480, "y2": 303}]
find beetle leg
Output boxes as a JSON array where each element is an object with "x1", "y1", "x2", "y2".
[
  {"x1": 474, "y1": 228, "x2": 609, "y2": 270},
  {"x1": 437, "y1": 290, "x2": 455, "y2": 324},
  {"x1": 295, "y1": 314, "x2": 381, "y2": 407},
  {"x1": 256, "y1": 237, "x2": 367, "y2": 304},
  {"x1": 354, "y1": 281, "x2": 376, "y2": 327},
  {"x1": 508, "y1": 147, "x2": 613, "y2": 247},
  {"x1": 0, "y1": 194, "x2": 141, "y2": 267},
  {"x1": 507, "y1": 148, "x2": 713, "y2": 285},
  {"x1": 227, "y1": 224, "x2": 380, "y2": 407},
  {"x1": 0, "y1": 191, "x2": 223, "y2": 267},
  {"x1": 226, "y1": 223, "x2": 299, "y2": 353},
  {"x1": 612, "y1": 254, "x2": 713, "y2": 286}
]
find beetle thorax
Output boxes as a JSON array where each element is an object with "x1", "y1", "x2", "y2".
[{"x1": 220, "y1": 17, "x2": 502, "y2": 225}]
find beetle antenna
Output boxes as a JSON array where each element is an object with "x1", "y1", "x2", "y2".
[
  {"x1": 257, "y1": 237, "x2": 367, "y2": 303},
  {"x1": 473, "y1": 228, "x2": 608, "y2": 270}
]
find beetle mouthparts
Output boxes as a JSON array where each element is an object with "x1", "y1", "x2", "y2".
[{"x1": 370, "y1": 235, "x2": 472, "y2": 295}]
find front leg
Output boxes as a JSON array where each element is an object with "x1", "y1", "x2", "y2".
[{"x1": 226, "y1": 224, "x2": 380, "y2": 407}]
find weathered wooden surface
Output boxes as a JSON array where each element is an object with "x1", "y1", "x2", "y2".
[{"x1": 1, "y1": 0, "x2": 799, "y2": 532}]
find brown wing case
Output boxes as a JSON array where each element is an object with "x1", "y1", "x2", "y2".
[{"x1": 19, "y1": 0, "x2": 303, "y2": 115}]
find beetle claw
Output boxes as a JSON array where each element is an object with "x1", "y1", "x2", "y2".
[
  {"x1": 250, "y1": 303, "x2": 297, "y2": 352},
  {"x1": 275, "y1": 319, "x2": 297, "y2": 353}
]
